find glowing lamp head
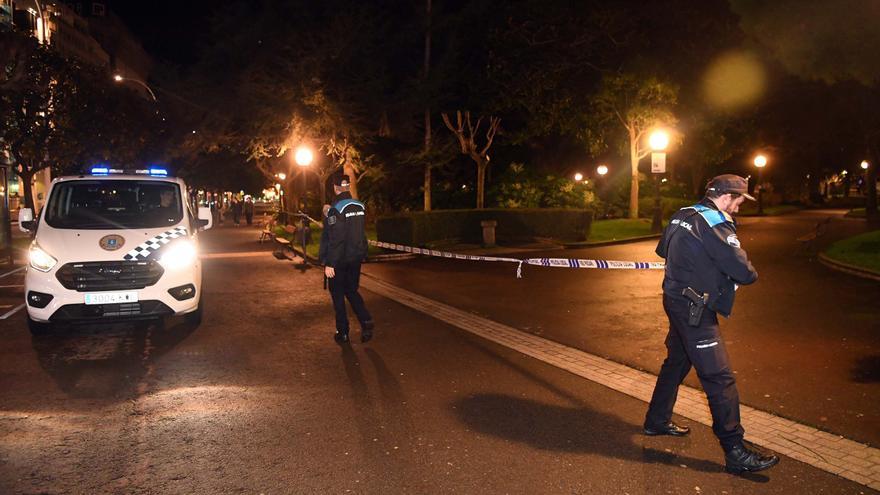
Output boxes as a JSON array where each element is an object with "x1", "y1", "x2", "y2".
[
  {"x1": 113, "y1": 74, "x2": 123, "y2": 82},
  {"x1": 597, "y1": 165, "x2": 609, "y2": 176},
  {"x1": 754, "y1": 155, "x2": 767, "y2": 168},
  {"x1": 574, "y1": 173, "x2": 583, "y2": 181},
  {"x1": 861, "y1": 160, "x2": 869, "y2": 170},
  {"x1": 648, "y1": 130, "x2": 670, "y2": 151},
  {"x1": 294, "y1": 147, "x2": 313, "y2": 167}
]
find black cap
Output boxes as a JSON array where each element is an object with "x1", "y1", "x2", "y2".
[
  {"x1": 332, "y1": 174, "x2": 351, "y2": 187},
  {"x1": 706, "y1": 174, "x2": 756, "y2": 201}
]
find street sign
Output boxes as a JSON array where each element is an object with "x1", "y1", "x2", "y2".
[{"x1": 651, "y1": 152, "x2": 666, "y2": 174}]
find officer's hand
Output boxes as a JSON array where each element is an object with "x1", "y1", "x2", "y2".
[{"x1": 325, "y1": 266, "x2": 335, "y2": 278}]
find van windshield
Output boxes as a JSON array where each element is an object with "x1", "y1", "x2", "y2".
[{"x1": 45, "y1": 180, "x2": 184, "y2": 229}]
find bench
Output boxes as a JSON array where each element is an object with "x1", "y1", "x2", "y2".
[
  {"x1": 273, "y1": 224, "x2": 297, "y2": 258},
  {"x1": 796, "y1": 216, "x2": 832, "y2": 253},
  {"x1": 259, "y1": 218, "x2": 277, "y2": 243}
]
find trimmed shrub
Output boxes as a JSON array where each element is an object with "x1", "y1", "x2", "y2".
[{"x1": 377, "y1": 208, "x2": 592, "y2": 245}]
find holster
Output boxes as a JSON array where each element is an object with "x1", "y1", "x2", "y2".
[{"x1": 681, "y1": 287, "x2": 707, "y2": 327}]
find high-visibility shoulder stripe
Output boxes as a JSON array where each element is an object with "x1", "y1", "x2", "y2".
[
  {"x1": 333, "y1": 199, "x2": 365, "y2": 213},
  {"x1": 690, "y1": 204, "x2": 727, "y2": 227}
]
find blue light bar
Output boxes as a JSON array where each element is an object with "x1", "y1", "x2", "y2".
[
  {"x1": 91, "y1": 167, "x2": 110, "y2": 175},
  {"x1": 149, "y1": 167, "x2": 168, "y2": 177}
]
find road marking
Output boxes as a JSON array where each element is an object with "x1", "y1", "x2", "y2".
[
  {"x1": 200, "y1": 251, "x2": 272, "y2": 259},
  {"x1": 0, "y1": 303, "x2": 26, "y2": 319},
  {"x1": 0, "y1": 266, "x2": 25, "y2": 279},
  {"x1": 362, "y1": 274, "x2": 880, "y2": 491}
]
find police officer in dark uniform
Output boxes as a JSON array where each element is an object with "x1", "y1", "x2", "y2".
[
  {"x1": 644, "y1": 174, "x2": 779, "y2": 474},
  {"x1": 320, "y1": 174, "x2": 374, "y2": 344}
]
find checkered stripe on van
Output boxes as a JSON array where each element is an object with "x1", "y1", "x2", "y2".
[{"x1": 123, "y1": 227, "x2": 188, "y2": 261}]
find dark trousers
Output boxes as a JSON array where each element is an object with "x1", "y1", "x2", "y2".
[
  {"x1": 645, "y1": 294, "x2": 744, "y2": 451},
  {"x1": 328, "y1": 262, "x2": 372, "y2": 334}
]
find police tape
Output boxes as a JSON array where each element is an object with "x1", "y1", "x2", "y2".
[{"x1": 367, "y1": 240, "x2": 665, "y2": 278}]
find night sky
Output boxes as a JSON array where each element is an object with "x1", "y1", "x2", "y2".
[{"x1": 111, "y1": 0, "x2": 218, "y2": 66}]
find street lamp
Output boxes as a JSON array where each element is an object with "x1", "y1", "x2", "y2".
[
  {"x1": 649, "y1": 130, "x2": 670, "y2": 233},
  {"x1": 293, "y1": 146, "x2": 314, "y2": 211},
  {"x1": 754, "y1": 154, "x2": 767, "y2": 215},
  {"x1": 113, "y1": 74, "x2": 157, "y2": 101},
  {"x1": 574, "y1": 172, "x2": 583, "y2": 182},
  {"x1": 597, "y1": 165, "x2": 608, "y2": 176},
  {"x1": 861, "y1": 160, "x2": 869, "y2": 170}
]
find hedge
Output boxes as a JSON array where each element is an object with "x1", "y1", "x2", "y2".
[{"x1": 377, "y1": 208, "x2": 593, "y2": 246}]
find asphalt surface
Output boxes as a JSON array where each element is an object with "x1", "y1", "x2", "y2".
[
  {"x1": 365, "y1": 209, "x2": 880, "y2": 448},
  {"x1": 0, "y1": 220, "x2": 875, "y2": 494}
]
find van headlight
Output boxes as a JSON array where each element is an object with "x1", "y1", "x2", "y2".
[
  {"x1": 29, "y1": 243, "x2": 58, "y2": 272},
  {"x1": 159, "y1": 240, "x2": 197, "y2": 270}
]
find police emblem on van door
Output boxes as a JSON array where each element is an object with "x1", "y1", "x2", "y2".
[{"x1": 99, "y1": 235, "x2": 125, "y2": 251}]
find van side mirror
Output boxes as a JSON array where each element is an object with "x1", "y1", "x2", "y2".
[
  {"x1": 197, "y1": 207, "x2": 213, "y2": 231},
  {"x1": 18, "y1": 208, "x2": 34, "y2": 233}
]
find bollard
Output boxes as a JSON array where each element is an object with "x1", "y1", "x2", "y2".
[{"x1": 481, "y1": 219, "x2": 497, "y2": 247}]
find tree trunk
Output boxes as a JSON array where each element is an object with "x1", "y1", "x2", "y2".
[
  {"x1": 629, "y1": 127, "x2": 639, "y2": 219},
  {"x1": 19, "y1": 169, "x2": 35, "y2": 210},
  {"x1": 423, "y1": 0, "x2": 432, "y2": 211},
  {"x1": 867, "y1": 140, "x2": 879, "y2": 221},
  {"x1": 343, "y1": 161, "x2": 359, "y2": 200},
  {"x1": 476, "y1": 159, "x2": 488, "y2": 209}
]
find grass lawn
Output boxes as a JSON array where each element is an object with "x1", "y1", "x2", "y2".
[
  {"x1": 587, "y1": 218, "x2": 658, "y2": 243},
  {"x1": 738, "y1": 204, "x2": 803, "y2": 216},
  {"x1": 846, "y1": 208, "x2": 866, "y2": 218},
  {"x1": 824, "y1": 229, "x2": 880, "y2": 273},
  {"x1": 276, "y1": 222, "x2": 381, "y2": 259}
]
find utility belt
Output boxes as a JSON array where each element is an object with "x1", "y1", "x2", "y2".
[{"x1": 680, "y1": 287, "x2": 708, "y2": 327}]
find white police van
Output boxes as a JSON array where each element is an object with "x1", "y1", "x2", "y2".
[{"x1": 18, "y1": 167, "x2": 213, "y2": 334}]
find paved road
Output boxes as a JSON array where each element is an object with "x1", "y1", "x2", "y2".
[
  {"x1": 0, "y1": 221, "x2": 874, "y2": 493},
  {"x1": 365, "y1": 209, "x2": 880, "y2": 448}
]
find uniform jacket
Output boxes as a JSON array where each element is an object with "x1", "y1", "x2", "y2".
[
  {"x1": 320, "y1": 192, "x2": 368, "y2": 267},
  {"x1": 656, "y1": 198, "x2": 757, "y2": 317}
]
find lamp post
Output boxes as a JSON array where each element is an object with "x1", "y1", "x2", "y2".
[
  {"x1": 595, "y1": 165, "x2": 609, "y2": 218},
  {"x1": 113, "y1": 74, "x2": 158, "y2": 101},
  {"x1": 294, "y1": 146, "x2": 314, "y2": 211},
  {"x1": 649, "y1": 130, "x2": 670, "y2": 233},
  {"x1": 754, "y1": 154, "x2": 767, "y2": 215}
]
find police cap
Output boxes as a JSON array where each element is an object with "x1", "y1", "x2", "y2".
[{"x1": 707, "y1": 174, "x2": 756, "y2": 201}]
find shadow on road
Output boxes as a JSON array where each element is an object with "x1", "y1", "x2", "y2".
[
  {"x1": 30, "y1": 317, "x2": 199, "y2": 400},
  {"x1": 455, "y1": 340, "x2": 771, "y2": 483},
  {"x1": 454, "y1": 393, "x2": 766, "y2": 483}
]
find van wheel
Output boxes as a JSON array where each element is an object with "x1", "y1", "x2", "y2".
[
  {"x1": 184, "y1": 299, "x2": 203, "y2": 326},
  {"x1": 28, "y1": 316, "x2": 53, "y2": 335}
]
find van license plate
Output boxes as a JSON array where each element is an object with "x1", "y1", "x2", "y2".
[{"x1": 84, "y1": 292, "x2": 139, "y2": 305}]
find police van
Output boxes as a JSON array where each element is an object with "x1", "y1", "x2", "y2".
[{"x1": 18, "y1": 167, "x2": 213, "y2": 334}]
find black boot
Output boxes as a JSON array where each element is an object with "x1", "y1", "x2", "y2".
[
  {"x1": 334, "y1": 332, "x2": 350, "y2": 345},
  {"x1": 360, "y1": 320, "x2": 374, "y2": 343},
  {"x1": 643, "y1": 421, "x2": 690, "y2": 437},
  {"x1": 724, "y1": 443, "x2": 779, "y2": 473}
]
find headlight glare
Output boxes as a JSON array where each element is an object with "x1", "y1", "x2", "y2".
[
  {"x1": 159, "y1": 240, "x2": 197, "y2": 270},
  {"x1": 29, "y1": 244, "x2": 58, "y2": 272}
]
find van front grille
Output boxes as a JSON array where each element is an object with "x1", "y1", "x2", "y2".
[{"x1": 55, "y1": 261, "x2": 164, "y2": 292}]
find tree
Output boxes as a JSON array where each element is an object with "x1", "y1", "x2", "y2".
[
  {"x1": 0, "y1": 37, "x2": 78, "y2": 209},
  {"x1": 588, "y1": 73, "x2": 677, "y2": 218},
  {"x1": 730, "y1": 0, "x2": 880, "y2": 219},
  {"x1": 441, "y1": 111, "x2": 501, "y2": 209}
]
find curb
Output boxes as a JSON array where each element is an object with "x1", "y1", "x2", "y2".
[
  {"x1": 563, "y1": 233, "x2": 662, "y2": 249},
  {"x1": 818, "y1": 252, "x2": 880, "y2": 282}
]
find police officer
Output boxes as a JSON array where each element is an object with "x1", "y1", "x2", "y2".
[
  {"x1": 320, "y1": 174, "x2": 374, "y2": 344},
  {"x1": 644, "y1": 174, "x2": 779, "y2": 474}
]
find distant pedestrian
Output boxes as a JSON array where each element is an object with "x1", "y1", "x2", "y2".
[
  {"x1": 645, "y1": 174, "x2": 779, "y2": 474},
  {"x1": 231, "y1": 198, "x2": 243, "y2": 227},
  {"x1": 320, "y1": 174, "x2": 374, "y2": 344},
  {"x1": 244, "y1": 196, "x2": 255, "y2": 226}
]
